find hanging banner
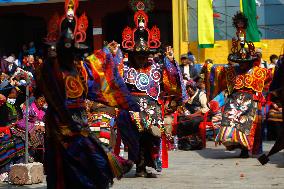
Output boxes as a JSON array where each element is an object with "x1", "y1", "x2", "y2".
[
  {"x1": 198, "y1": 0, "x2": 214, "y2": 48},
  {"x1": 240, "y1": 0, "x2": 260, "y2": 42}
]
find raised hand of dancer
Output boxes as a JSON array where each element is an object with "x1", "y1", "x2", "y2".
[
  {"x1": 165, "y1": 46, "x2": 174, "y2": 62},
  {"x1": 108, "y1": 41, "x2": 120, "y2": 55}
]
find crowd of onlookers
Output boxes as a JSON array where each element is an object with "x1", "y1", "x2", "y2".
[{"x1": 0, "y1": 42, "x2": 46, "y2": 181}]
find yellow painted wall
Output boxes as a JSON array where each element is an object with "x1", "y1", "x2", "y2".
[{"x1": 186, "y1": 39, "x2": 284, "y2": 64}]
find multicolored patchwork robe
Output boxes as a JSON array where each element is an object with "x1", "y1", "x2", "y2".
[
  {"x1": 117, "y1": 57, "x2": 185, "y2": 171},
  {"x1": 36, "y1": 48, "x2": 139, "y2": 189},
  {"x1": 203, "y1": 64, "x2": 272, "y2": 154}
]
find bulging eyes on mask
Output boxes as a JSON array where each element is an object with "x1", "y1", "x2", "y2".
[{"x1": 7, "y1": 98, "x2": 16, "y2": 105}]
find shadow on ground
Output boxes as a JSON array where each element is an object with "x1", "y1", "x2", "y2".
[
  {"x1": 263, "y1": 151, "x2": 284, "y2": 168},
  {"x1": 194, "y1": 143, "x2": 284, "y2": 168},
  {"x1": 194, "y1": 147, "x2": 243, "y2": 159}
]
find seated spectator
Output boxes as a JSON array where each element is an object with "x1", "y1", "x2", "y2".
[
  {"x1": 269, "y1": 54, "x2": 278, "y2": 70},
  {"x1": 177, "y1": 80, "x2": 209, "y2": 151},
  {"x1": 22, "y1": 55, "x2": 35, "y2": 74},
  {"x1": 256, "y1": 48, "x2": 269, "y2": 69},
  {"x1": 194, "y1": 76, "x2": 206, "y2": 92},
  {"x1": 180, "y1": 53, "x2": 198, "y2": 80},
  {"x1": 0, "y1": 87, "x2": 26, "y2": 126},
  {"x1": 11, "y1": 93, "x2": 46, "y2": 162},
  {"x1": 0, "y1": 72, "x2": 9, "y2": 89},
  {"x1": 182, "y1": 73, "x2": 190, "y2": 84},
  {"x1": 0, "y1": 93, "x2": 25, "y2": 181},
  {"x1": 3, "y1": 55, "x2": 17, "y2": 76}
]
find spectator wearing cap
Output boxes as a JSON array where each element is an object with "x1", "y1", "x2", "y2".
[
  {"x1": 180, "y1": 53, "x2": 198, "y2": 80},
  {"x1": 3, "y1": 56, "x2": 17, "y2": 76},
  {"x1": 256, "y1": 48, "x2": 269, "y2": 69}
]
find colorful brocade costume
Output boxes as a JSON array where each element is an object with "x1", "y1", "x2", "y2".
[
  {"x1": 116, "y1": 57, "x2": 185, "y2": 172},
  {"x1": 115, "y1": 0, "x2": 187, "y2": 175},
  {"x1": 36, "y1": 48, "x2": 139, "y2": 189},
  {"x1": 203, "y1": 63, "x2": 272, "y2": 154}
]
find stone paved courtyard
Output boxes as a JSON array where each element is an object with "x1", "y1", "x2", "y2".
[{"x1": 1, "y1": 141, "x2": 284, "y2": 189}]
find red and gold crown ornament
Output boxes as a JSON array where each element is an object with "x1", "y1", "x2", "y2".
[
  {"x1": 122, "y1": 0, "x2": 161, "y2": 51},
  {"x1": 228, "y1": 12, "x2": 257, "y2": 63},
  {"x1": 45, "y1": 0, "x2": 88, "y2": 46}
]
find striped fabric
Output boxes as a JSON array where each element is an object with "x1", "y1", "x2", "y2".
[
  {"x1": 89, "y1": 112, "x2": 114, "y2": 146},
  {"x1": 0, "y1": 134, "x2": 24, "y2": 168}
]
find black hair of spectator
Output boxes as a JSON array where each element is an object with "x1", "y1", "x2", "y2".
[
  {"x1": 193, "y1": 76, "x2": 203, "y2": 83},
  {"x1": 186, "y1": 82, "x2": 197, "y2": 91},
  {"x1": 205, "y1": 59, "x2": 213, "y2": 64},
  {"x1": 270, "y1": 54, "x2": 278, "y2": 62}
]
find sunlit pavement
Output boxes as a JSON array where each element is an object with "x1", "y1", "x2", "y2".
[{"x1": 1, "y1": 141, "x2": 284, "y2": 189}]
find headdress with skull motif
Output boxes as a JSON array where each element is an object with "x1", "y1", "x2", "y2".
[
  {"x1": 122, "y1": 0, "x2": 161, "y2": 52},
  {"x1": 228, "y1": 12, "x2": 257, "y2": 63},
  {"x1": 45, "y1": 0, "x2": 88, "y2": 49}
]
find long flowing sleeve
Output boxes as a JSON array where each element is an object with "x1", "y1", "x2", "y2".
[
  {"x1": 202, "y1": 63, "x2": 227, "y2": 100},
  {"x1": 84, "y1": 48, "x2": 140, "y2": 111},
  {"x1": 162, "y1": 57, "x2": 188, "y2": 102}
]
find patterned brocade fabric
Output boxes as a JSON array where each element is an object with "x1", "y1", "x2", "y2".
[
  {"x1": 216, "y1": 92, "x2": 257, "y2": 150},
  {"x1": 226, "y1": 66, "x2": 270, "y2": 94}
]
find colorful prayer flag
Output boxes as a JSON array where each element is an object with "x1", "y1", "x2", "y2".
[
  {"x1": 198, "y1": 0, "x2": 214, "y2": 48},
  {"x1": 240, "y1": 0, "x2": 260, "y2": 42}
]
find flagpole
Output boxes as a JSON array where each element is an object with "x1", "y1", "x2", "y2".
[{"x1": 25, "y1": 76, "x2": 30, "y2": 164}]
